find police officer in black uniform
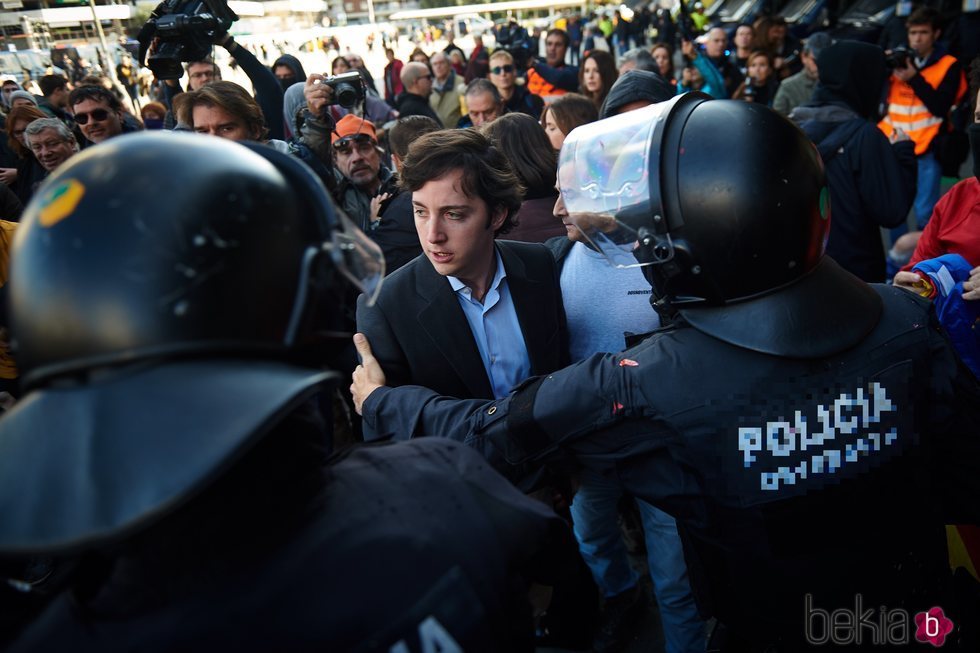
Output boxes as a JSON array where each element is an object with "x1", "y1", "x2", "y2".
[
  {"x1": 353, "y1": 94, "x2": 980, "y2": 651},
  {"x1": 0, "y1": 133, "x2": 583, "y2": 652}
]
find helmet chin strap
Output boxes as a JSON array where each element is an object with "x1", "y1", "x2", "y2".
[{"x1": 636, "y1": 237, "x2": 682, "y2": 325}]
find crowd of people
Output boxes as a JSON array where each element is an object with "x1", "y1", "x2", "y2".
[{"x1": 0, "y1": 3, "x2": 979, "y2": 652}]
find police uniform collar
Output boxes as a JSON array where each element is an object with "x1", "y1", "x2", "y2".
[{"x1": 678, "y1": 257, "x2": 882, "y2": 359}]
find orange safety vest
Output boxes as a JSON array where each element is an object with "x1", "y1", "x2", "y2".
[
  {"x1": 526, "y1": 67, "x2": 568, "y2": 101},
  {"x1": 878, "y1": 54, "x2": 967, "y2": 156}
]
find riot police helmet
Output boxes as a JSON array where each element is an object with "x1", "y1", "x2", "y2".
[
  {"x1": 0, "y1": 132, "x2": 384, "y2": 552},
  {"x1": 557, "y1": 93, "x2": 881, "y2": 357}
]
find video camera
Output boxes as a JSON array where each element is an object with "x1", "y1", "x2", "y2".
[{"x1": 137, "y1": 0, "x2": 239, "y2": 80}]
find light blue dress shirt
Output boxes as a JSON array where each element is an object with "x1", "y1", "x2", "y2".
[{"x1": 447, "y1": 249, "x2": 531, "y2": 399}]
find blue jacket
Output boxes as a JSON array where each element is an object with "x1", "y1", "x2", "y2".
[{"x1": 913, "y1": 253, "x2": 980, "y2": 378}]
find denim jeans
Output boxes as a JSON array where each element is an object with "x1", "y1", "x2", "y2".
[{"x1": 570, "y1": 466, "x2": 705, "y2": 653}]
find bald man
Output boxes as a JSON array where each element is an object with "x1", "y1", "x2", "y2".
[{"x1": 397, "y1": 61, "x2": 443, "y2": 125}]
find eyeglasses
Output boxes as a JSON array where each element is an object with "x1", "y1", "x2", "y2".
[
  {"x1": 490, "y1": 65, "x2": 515, "y2": 75},
  {"x1": 419, "y1": 74, "x2": 432, "y2": 80},
  {"x1": 333, "y1": 133, "x2": 376, "y2": 155},
  {"x1": 74, "y1": 108, "x2": 111, "y2": 125}
]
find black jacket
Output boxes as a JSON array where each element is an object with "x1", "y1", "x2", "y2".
[
  {"x1": 395, "y1": 91, "x2": 443, "y2": 126},
  {"x1": 3, "y1": 431, "x2": 579, "y2": 652},
  {"x1": 796, "y1": 41, "x2": 916, "y2": 282},
  {"x1": 356, "y1": 240, "x2": 568, "y2": 411},
  {"x1": 362, "y1": 283, "x2": 980, "y2": 650}
]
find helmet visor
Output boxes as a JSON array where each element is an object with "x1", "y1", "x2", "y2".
[
  {"x1": 557, "y1": 100, "x2": 675, "y2": 268},
  {"x1": 329, "y1": 211, "x2": 386, "y2": 305}
]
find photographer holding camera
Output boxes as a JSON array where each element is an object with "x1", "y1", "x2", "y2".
[
  {"x1": 144, "y1": 0, "x2": 285, "y2": 141},
  {"x1": 879, "y1": 6, "x2": 967, "y2": 236}
]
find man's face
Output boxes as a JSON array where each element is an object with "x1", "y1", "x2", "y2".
[
  {"x1": 545, "y1": 34, "x2": 568, "y2": 67},
  {"x1": 411, "y1": 70, "x2": 433, "y2": 97},
  {"x1": 734, "y1": 26, "x2": 754, "y2": 49},
  {"x1": 705, "y1": 29, "x2": 728, "y2": 58},
  {"x1": 50, "y1": 85, "x2": 69, "y2": 108},
  {"x1": 553, "y1": 186, "x2": 617, "y2": 243},
  {"x1": 347, "y1": 54, "x2": 364, "y2": 69},
  {"x1": 273, "y1": 64, "x2": 295, "y2": 86},
  {"x1": 767, "y1": 24, "x2": 787, "y2": 44},
  {"x1": 489, "y1": 57, "x2": 515, "y2": 91},
  {"x1": 553, "y1": 188, "x2": 583, "y2": 243},
  {"x1": 413, "y1": 168, "x2": 504, "y2": 284},
  {"x1": 1, "y1": 82, "x2": 17, "y2": 105},
  {"x1": 431, "y1": 54, "x2": 451, "y2": 80},
  {"x1": 72, "y1": 97, "x2": 123, "y2": 144},
  {"x1": 187, "y1": 62, "x2": 217, "y2": 91},
  {"x1": 907, "y1": 24, "x2": 939, "y2": 57},
  {"x1": 192, "y1": 103, "x2": 257, "y2": 141},
  {"x1": 466, "y1": 91, "x2": 500, "y2": 127},
  {"x1": 801, "y1": 50, "x2": 818, "y2": 79},
  {"x1": 28, "y1": 128, "x2": 75, "y2": 172},
  {"x1": 334, "y1": 134, "x2": 381, "y2": 190}
]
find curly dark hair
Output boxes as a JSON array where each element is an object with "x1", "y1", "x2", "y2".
[{"x1": 399, "y1": 129, "x2": 525, "y2": 236}]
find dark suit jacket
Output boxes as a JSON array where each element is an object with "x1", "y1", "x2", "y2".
[{"x1": 356, "y1": 240, "x2": 569, "y2": 402}]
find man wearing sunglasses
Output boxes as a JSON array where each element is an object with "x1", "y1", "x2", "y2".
[
  {"x1": 489, "y1": 50, "x2": 544, "y2": 120},
  {"x1": 395, "y1": 62, "x2": 443, "y2": 126},
  {"x1": 68, "y1": 86, "x2": 129, "y2": 147},
  {"x1": 332, "y1": 114, "x2": 399, "y2": 234}
]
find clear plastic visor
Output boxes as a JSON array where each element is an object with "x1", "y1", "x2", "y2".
[
  {"x1": 326, "y1": 211, "x2": 386, "y2": 305},
  {"x1": 557, "y1": 101, "x2": 673, "y2": 268}
]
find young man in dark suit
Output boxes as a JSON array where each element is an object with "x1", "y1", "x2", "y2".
[{"x1": 355, "y1": 128, "x2": 568, "y2": 440}]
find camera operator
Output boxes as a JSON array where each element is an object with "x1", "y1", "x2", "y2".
[
  {"x1": 879, "y1": 7, "x2": 968, "y2": 236},
  {"x1": 161, "y1": 32, "x2": 285, "y2": 141}
]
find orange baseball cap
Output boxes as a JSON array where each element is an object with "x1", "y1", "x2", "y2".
[{"x1": 331, "y1": 114, "x2": 377, "y2": 145}]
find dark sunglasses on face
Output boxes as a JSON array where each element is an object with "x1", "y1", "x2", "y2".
[
  {"x1": 74, "y1": 108, "x2": 111, "y2": 125},
  {"x1": 490, "y1": 65, "x2": 515, "y2": 75},
  {"x1": 333, "y1": 133, "x2": 376, "y2": 155}
]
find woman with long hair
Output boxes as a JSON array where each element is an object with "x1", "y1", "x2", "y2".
[
  {"x1": 540, "y1": 93, "x2": 599, "y2": 151},
  {"x1": 482, "y1": 112, "x2": 565, "y2": 243},
  {"x1": 732, "y1": 50, "x2": 780, "y2": 106},
  {"x1": 4, "y1": 105, "x2": 47, "y2": 206},
  {"x1": 578, "y1": 50, "x2": 618, "y2": 110},
  {"x1": 651, "y1": 42, "x2": 677, "y2": 87}
]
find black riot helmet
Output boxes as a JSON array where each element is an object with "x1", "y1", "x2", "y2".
[
  {"x1": 0, "y1": 133, "x2": 385, "y2": 553},
  {"x1": 11, "y1": 132, "x2": 384, "y2": 389},
  {"x1": 558, "y1": 93, "x2": 881, "y2": 357}
]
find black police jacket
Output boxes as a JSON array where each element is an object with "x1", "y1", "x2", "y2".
[
  {"x1": 4, "y1": 438, "x2": 579, "y2": 653},
  {"x1": 362, "y1": 284, "x2": 980, "y2": 649}
]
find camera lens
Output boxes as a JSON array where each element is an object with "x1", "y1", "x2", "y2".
[{"x1": 336, "y1": 83, "x2": 356, "y2": 108}]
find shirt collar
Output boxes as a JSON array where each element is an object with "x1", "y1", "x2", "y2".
[{"x1": 448, "y1": 248, "x2": 506, "y2": 297}]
